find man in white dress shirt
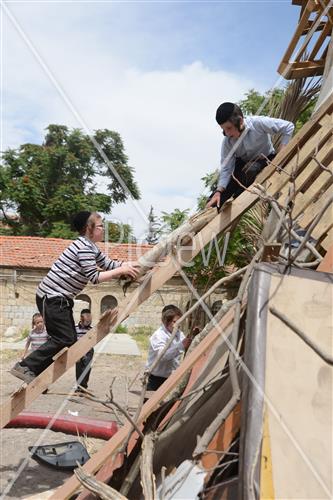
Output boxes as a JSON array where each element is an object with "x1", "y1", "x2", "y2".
[
  {"x1": 146, "y1": 306, "x2": 191, "y2": 391},
  {"x1": 206, "y1": 102, "x2": 295, "y2": 209}
]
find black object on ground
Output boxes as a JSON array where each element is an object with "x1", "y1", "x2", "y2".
[{"x1": 28, "y1": 441, "x2": 90, "y2": 471}]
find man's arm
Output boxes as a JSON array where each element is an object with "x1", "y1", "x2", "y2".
[
  {"x1": 254, "y1": 116, "x2": 295, "y2": 146},
  {"x1": 206, "y1": 139, "x2": 234, "y2": 208},
  {"x1": 217, "y1": 138, "x2": 235, "y2": 189}
]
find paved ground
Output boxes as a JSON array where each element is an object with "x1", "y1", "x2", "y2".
[
  {"x1": 0, "y1": 349, "x2": 145, "y2": 499},
  {"x1": 2, "y1": 333, "x2": 141, "y2": 356}
]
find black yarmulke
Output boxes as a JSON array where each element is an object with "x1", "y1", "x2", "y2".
[
  {"x1": 215, "y1": 102, "x2": 235, "y2": 125},
  {"x1": 72, "y1": 211, "x2": 91, "y2": 232}
]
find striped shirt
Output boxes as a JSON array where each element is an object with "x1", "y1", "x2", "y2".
[
  {"x1": 28, "y1": 328, "x2": 49, "y2": 351},
  {"x1": 76, "y1": 322, "x2": 92, "y2": 340},
  {"x1": 37, "y1": 236, "x2": 122, "y2": 299}
]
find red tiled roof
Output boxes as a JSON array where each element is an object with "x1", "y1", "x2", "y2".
[{"x1": 0, "y1": 236, "x2": 152, "y2": 269}]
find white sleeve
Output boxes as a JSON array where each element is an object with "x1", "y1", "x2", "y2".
[
  {"x1": 253, "y1": 116, "x2": 294, "y2": 145},
  {"x1": 218, "y1": 138, "x2": 236, "y2": 189}
]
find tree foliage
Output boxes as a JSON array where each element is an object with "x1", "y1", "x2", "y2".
[
  {"x1": 160, "y1": 208, "x2": 190, "y2": 233},
  {"x1": 0, "y1": 125, "x2": 140, "y2": 237},
  {"x1": 146, "y1": 206, "x2": 160, "y2": 245},
  {"x1": 107, "y1": 222, "x2": 136, "y2": 243}
]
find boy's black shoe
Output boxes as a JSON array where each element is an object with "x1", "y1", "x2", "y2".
[
  {"x1": 74, "y1": 387, "x2": 86, "y2": 394},
  {"x1": 10, "y1": 362, "x2": 36, "y2": 384}
]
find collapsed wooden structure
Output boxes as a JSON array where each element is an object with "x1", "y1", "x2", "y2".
[{"x1": 1, "y1": 90, "x2": 332, "y2": 498}]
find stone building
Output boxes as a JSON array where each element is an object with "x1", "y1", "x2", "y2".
[{"x1": 0, "y1": 236, "x2": 227, "y2": 338}]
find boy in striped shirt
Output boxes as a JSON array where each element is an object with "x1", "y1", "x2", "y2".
[
  {"x1": 11, "y1": 211, "x2": 140, "y2": 384},
  {"x1": 22, "y1": 313, "x2": 49, "y2": 358}
]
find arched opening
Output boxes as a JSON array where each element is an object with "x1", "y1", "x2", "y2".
[
  {"x1": 211, "y1": 300, "x2": 223, "y2": 316},
  {"x1": 100, "y1": 295, "x2": 118, "y2": 314},
  {"x1": 76, "y1": 294, "x2": 91, "y2": 309}
]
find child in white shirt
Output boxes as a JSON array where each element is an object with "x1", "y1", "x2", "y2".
[
  {"x1": 146, "y1": 305, "x2": 191, "y2": 391},
  {"x1": 22, "y1": 313, "x2": 49, "y2": 358}
]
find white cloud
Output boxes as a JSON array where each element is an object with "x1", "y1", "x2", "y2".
[{"x1": 2, "y1": 3, "x2": 265, "y2": 239}]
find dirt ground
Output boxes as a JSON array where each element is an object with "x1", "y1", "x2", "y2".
[{"x1": 0, "y1": 351, "x2": 145, "y2": 499}]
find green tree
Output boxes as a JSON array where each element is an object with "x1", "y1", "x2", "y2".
[
  {"x1": 160, "y1": 208, "x2": 190, "y2": 233},
  {"x1": 106, "y1": 221, "x2": 136, "y2": 243},
  {"x1": 146, "y1": 206, "x2": 160, "y2": 245},
  {"x1": 239, "y1": 78, "x2": 320, "y2": 133},
  {"x1": 0, "y1": 125, "x2": 140, "y2": 237}
]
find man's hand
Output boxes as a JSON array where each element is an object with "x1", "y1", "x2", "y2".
[{"x1": 206, "y1": 189, "x2": 223, "y2": 209}]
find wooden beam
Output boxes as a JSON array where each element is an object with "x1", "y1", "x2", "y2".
[
  {"x1": 309, "y1": 22, "x2": 332, "y2": 60},
  {"x1": 317, "y1": 243, "x2": 333, "y2": 270},
  {"x1": 277, "y1": 0, "x2": 321, "y2": 73},
  {"x1": 319, "y1": 230, "x2": 333, "y2": 252}
]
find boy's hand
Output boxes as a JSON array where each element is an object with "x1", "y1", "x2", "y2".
[
  {"x1": 182, "y1": 337, "x2": 192, "y2": 350},
  {"x1": 206, "y1": 190, "x2": 223, "y2": 209},
  {"x1": 118, "y1": 262, "x2": 141, "y2": 279}
]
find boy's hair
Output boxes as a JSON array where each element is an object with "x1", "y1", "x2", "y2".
[
  {"x1": 72, "y1": 211, "x2": 102, "y2": 236},
  {"x1": 161, "y1": 304, "x2": 179, "y2": 314},
  {"x1": 32, "y1": 312, "x2": 43, "y2": 327},
  {"x1": 80, "y1": 309, "x2": 91, "y2": 315},
  {"x1": 215, "y1": 102, "x2": 244, "y2": 131},
  {"x1": 162, "y1": 306, "x2": 182, "y2": 326}
]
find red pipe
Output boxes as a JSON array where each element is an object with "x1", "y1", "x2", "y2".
[{"x1": 5, "y1": 411, "x2": 118, "y2": 440}]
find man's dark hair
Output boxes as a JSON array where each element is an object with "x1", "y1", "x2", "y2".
[
  {"x1": 162, "y1": 306, "x2": 182, "y2": 326},
  {"x1": 80, "y1": 308, "x2": 91, "y2": 315},
  {"x1": 162, "y1": 304, "x2": 179, "y2": 314},
  {"x1": 216, "y1": 102, "x2": 244, "y2": 130}
]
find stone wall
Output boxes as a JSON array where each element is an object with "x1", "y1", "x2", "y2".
[{"x1": 0, "y1": 267, "x2": 227, "y2": 339}]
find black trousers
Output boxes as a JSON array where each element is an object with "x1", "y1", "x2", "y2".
[
  {"x1": 213, "y1": 153, "x2": 276, "y2": 206},
  {"x1": 21, "y1": 295, "x2": 77, "y2": 375},
  {"x1": 147, "y1": 374, "x2": 167, "y2": 391},
  {"x1": 76, "y1": 348, "x2": 94, "y2": 389}
]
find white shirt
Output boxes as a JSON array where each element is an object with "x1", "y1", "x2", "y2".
[
  {"x1": 218, "y1": 115, "x2": 295, "y2": 189},
  {"x1": 146, "y1": 325, "x2": 185, "y2": 378}
]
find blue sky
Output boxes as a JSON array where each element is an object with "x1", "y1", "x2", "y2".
[{"x1": 2, "y1": 1, "x2": 300, "y2": 238}]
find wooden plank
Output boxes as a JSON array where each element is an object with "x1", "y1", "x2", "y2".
[
  {"x1": 319, "y1": 230, "x2": 333, "y2": 252},
  {"x1": 287, "y1": 63, "x2": 326, "y2": 79},
  {"x1": 268, "y1": 95, "x2": 333, "y2": 180},
  {"x1": 298, "y1": 184, "x2": 333, "y2": 239},
  {"x1": 278, "y1": 0, "x2": 318, "y2": 66},
  {"x1": 50, "y1": 307, "x2": 238, "y2": 499},
  {"x1": 278, "y1": 0, "x2": 331, "y2": 78},
  {"x1": 275, "y1": 128, "x2": 332, "y2": 204},
  {"x1": 308, "y1": 21, "x2": 332, "y2": 60},
  {"x1": 292, "y1": 158, "x2": 333, "y2": 219},
  {"x1": 317, "y1": 243, "x2": 333, "y2": 270},
  {"x1": 266, "y1": 115, "x2": 333, "y2": 197}
]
